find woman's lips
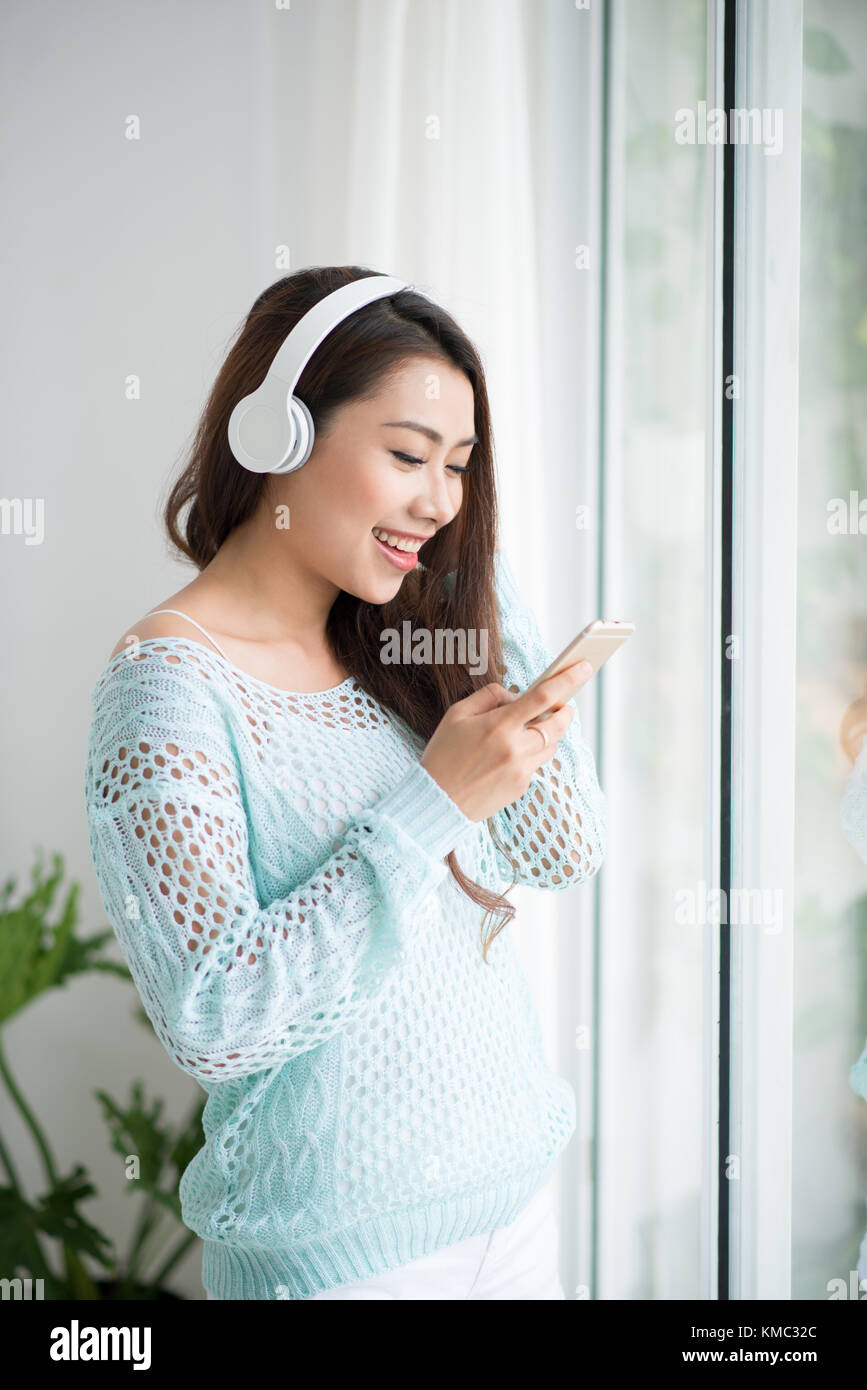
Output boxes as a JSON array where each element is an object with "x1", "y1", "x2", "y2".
[{"x1": 372, "y1": 530, "x2": 419, "y2": 571}]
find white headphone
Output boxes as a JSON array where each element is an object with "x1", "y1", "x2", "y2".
[{"x1": 227, "y1": 274, "x2": 433, "y2": 475}]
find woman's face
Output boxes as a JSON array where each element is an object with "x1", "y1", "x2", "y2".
[{"x1": 270, "y1": 355, "x2": 477, "y2": 602}]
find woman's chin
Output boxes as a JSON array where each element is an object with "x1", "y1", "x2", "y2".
[{"x1": 333, "y1": 560, "x2": 404, "y2": 605}]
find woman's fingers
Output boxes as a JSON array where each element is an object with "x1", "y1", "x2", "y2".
[
  {"x1": 451, "y1": 681, "x2": 520, "y2": 718},
  {"x1": 506, "y1": 661, "x2": 593, "y2": 727},
  {"x1": 524, "y1": 703, "x2": 574, "y2": 758}
]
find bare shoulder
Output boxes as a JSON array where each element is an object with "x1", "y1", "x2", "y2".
[{"x1": 108, "y1": 609, "x2": 207, "y2": 662}]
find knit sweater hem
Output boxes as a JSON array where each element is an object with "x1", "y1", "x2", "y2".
[{"x1": 200, "y1": 1158, "x2": 560, "y2": 1300}]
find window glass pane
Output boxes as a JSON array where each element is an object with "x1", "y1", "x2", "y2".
[
  {"x1": 794, "y1": 0, "x2": 867, "y2": 1299},
  {"x1": 599, "y1": 0, "x2": 708, "y2": 1298}
]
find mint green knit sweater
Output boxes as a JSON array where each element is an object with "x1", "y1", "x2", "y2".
[{"x1": 84, "y1": 550, "x2": 607, "y2": 1299}]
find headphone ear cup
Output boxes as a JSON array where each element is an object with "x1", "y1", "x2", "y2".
[{"x1": 274, "y1": 396, "x2": 315, "y2": 474}]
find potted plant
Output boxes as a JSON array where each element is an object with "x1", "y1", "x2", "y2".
[{"x1": 0, "y1": 850, "x2": 204, "y2": 1299}]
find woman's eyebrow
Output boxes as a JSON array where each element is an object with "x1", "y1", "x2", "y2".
[{"x1": 381, "y1": 419, "x2": 478, "y2": 448}]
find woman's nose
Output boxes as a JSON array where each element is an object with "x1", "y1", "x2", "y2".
[{"x1": 413, "y1": 470, "x2": 461, "y2": 527}]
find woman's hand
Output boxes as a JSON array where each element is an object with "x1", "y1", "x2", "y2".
[{"x1": 420, "y1": 660, "x2": 594, "y2": 822}]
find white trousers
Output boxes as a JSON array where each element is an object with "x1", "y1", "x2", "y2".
[{"x1": 206, "y1": 1179, "x2": 566, "y2": 1301}]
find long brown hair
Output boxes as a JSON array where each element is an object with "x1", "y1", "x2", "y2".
[{"x1": 163, "y1": 265, "x2": 521, "y2": 959}]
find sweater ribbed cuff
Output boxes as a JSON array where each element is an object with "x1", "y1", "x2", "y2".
[{"x1": 372, "y1": 760, "x2": 477, "y2": 861}]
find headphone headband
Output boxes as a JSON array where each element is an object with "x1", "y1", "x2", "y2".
[
  {"x1": 228, "y1": 274, "x2": 436, "y2": 475},
  {"x1": 268, "y1": 275, "x2": 412, "y2": 390}
]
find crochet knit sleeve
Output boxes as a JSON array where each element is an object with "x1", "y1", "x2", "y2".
[
  {"x1": 851, "y1": 1038, "x2": 867, "y2": 1103},
  {"x1": 840, "y1": 734, "x2": 867, "y2": 867},
  {"x1": 488, "y1": 549, "x2": 608, "y2": 889},
  {"x1": 84, "y1": 652, "x2": 475, "y2": 1083}
]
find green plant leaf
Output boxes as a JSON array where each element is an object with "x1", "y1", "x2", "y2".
[
  {"x1": 34, "y1": 1166, "x2": 115, "y2": 1267},
  {"x1": 804, "y1": 27, "x2": 852, "y2": 75},
  {"x1": 94, "y1": 1081, "x2": 205, "y2": 1224},
  {"x1": 626, "y1": 122, "x2": 675, "y2": 165},
  {"x1": 0, "y1": 851, "x2": 130, "y2": 1025},
  {"x1": 625, "y1": 226, "x2": 665, "y2": 267},
  {"x1": 800, "y1": 107, "x2": 836, "y2": 164},
  {"x1": 95, "y1": 1081, "x2": 173, "y2": 1192},
  {"x1": 0, "y1": 1167, "x2": 115, "y2": 1285},
  {"x1": 0, "y1": 1186, "x2": 65, "y2": 1297},
  {"x1": 169, "y1": 1097, "x2": 207, "y2": 1184}
]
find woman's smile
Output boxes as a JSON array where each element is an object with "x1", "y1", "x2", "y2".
[{"x1": 371, "y1": 527, "x2": 422, "y2": 570}]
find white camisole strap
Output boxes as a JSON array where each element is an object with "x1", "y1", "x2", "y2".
[{"x1": 146, "y1": 609, "x2": 231, "y2": 662}]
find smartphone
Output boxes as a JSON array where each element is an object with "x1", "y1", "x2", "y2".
[{"x1": 522, "y1": 618, "x2": 635, "y2": 723}]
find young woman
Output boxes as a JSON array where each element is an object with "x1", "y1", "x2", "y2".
[{"x1": 84, "y1": 265, "x2": 608, "y2": 1300}]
